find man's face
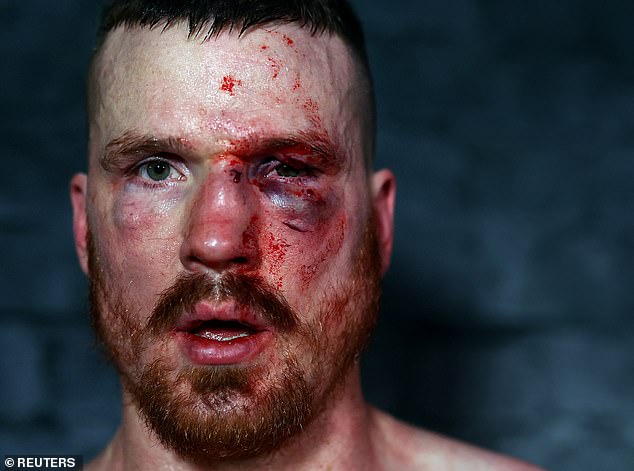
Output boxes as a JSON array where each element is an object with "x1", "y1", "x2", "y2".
[{"x1": 71, "y1": 23, "x2": 394, "y2": 462}]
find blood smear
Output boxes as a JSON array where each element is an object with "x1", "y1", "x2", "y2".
[{"x1": 220, "y1": 75, "x2": 242, "y2": 95}]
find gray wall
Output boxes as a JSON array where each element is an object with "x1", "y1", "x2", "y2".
[{"x1": 1, "y1": 1, "x2": 633, "y2": 469}]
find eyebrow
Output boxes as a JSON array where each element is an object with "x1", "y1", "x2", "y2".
[
  {"x1": 243, "y1": 130, "x2": 344, "y2": 171},
  {"x1": 100, "y1": 131, "x2": 192, "y2": 172},
  {"x1": 100, "y1": 129, "x2": 344, "y2": 172}
]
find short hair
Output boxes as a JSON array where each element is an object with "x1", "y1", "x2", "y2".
[{"x1": 88, "y1": 0, "x2": 376, "y2": 164}]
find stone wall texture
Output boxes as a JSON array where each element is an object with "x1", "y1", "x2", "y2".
[{"x1": 1, "y1": 1, "x2": 633, "y2": 469}]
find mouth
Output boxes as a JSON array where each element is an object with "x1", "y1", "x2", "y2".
[
  {"x1": 186, "y1": 319, "x2": 259, "y2": 342},
  {"x1": 173, "y1": 304, "x2": 273, "y2": 366}
]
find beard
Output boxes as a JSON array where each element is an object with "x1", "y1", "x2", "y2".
[{"x1": 87, "y1": 218, "x2": 382, "y2": 464}]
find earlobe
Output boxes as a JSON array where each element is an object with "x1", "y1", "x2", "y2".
[
  {"x1": 371, "y1": 169, "x2": 396, "y2": 275},
  {"x1": 70, "y1": 173, "x2": 89, "y2": 275}
]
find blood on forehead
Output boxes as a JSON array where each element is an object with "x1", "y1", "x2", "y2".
[{"x1": 224, "y1": 132, "x2": 345, "y2": 175}]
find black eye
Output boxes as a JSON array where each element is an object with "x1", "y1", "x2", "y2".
[
  {"x1": 143, "y1": 161, "x2": 172, "y2": 181},
  {"x1": 275, "y1": 163, "x2": 301, "y2": 178}
]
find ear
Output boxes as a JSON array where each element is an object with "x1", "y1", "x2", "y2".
[
  {"x1": 371, "y1": 169, "x2": 396, "y2": 275},
  {"x1": 70, "y1": 173, "x2": 89, "y2": 275}
]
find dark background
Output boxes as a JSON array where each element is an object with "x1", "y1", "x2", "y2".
[{"x1": 1, "y1": 1, "x2": 633, "y2": 469}]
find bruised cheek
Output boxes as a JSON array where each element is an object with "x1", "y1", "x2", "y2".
[
  {"x1": 109, "y1": 185, "x2": 184, "y2": 264},
  {"x1": 113, "y1": 192, "x2": 179, "y2": 230},
  {"x1": 255, "y1": 180, "x2": 338, "y2": 232},
  {"x1": 258, "y1": 213, "x2": 347, "y2": 293},
  {"x1": 255, "y1": 184, "x2": 347, "y2": 291}
]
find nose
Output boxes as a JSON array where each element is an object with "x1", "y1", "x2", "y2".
[{"x1": 179, "y1": 165, "x2": 259, "y2": 273}]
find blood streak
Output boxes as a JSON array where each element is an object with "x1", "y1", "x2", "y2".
[
  {"x1": 303, "y1": 98, "x2": 319, "y2": 113},
  {"x1": 292, "y1": 75, "x2": 301, "y2": 92},
  {"x1": 220, "y1": 75, "x2": 242, "y2": 95},
  {"x1": 282, "y1": 34, "x2": 294, "y2": 46},
  {"x1": 267, "y1": 56, "x2": 281, "y2": 79},
  {"x1": 303, "y1": 98, "x2": 324, "y2": 129},
  {"x1": 215, "y1": 154, "x2": 243, "y2": 183},
  {"x1": 265, "y1": 230, "x2": 290, "y2": 288},
  {"x1": 299, "y1": 216, "x2": 346, "y2": 288},
  {"x1": 227, "y1": 140, "x2": 250, "y2": 157}
]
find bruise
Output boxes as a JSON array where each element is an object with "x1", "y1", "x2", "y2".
[{"x1": 256, "y1": 179, "x2": 336, "y2": 233}]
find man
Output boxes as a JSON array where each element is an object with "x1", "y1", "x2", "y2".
[{"x1": 70, "y1": 1, "x2": 543, "y2": 469}]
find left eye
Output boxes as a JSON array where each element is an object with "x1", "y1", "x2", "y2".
[
  {"x1": 138, "y1": 159, "x2": 181, "y2": 182},
  {"x1": 274, "y1": 163, "x2": 302, "y2": 178}
]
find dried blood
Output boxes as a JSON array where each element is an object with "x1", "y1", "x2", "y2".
[{"x1": 220, "y1": 76, "x2": 242, "y2": 95}]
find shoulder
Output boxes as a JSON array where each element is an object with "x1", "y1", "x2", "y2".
[{"x1": 369, "y1": 408, "x2": 547, "y2": 471}]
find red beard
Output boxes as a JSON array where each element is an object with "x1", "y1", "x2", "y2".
[{"x1": 87, "y1": 218, "x2": 382, "y2": 464}]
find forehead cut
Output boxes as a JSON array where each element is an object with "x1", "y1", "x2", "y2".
[{"x1": 89, "y1": 23, "x2": 369, "y2": 159}]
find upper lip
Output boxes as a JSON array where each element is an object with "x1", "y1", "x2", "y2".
[{"x1": 173, "y1": 301, "x2": 270, "y2": 332}]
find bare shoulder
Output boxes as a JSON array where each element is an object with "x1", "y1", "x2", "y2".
[{"x1": 369, "y1": 408, "x2": 547, "y2": 471}]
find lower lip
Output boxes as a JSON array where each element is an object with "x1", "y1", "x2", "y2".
[{"x1": 175, "y1": 330, "x2": 273, "y2": 365}]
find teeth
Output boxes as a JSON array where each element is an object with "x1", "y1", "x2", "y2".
[{"x1": 197, "y1": 331, "x2": 250, "y2": 342}]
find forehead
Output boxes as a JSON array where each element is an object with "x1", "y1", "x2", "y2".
[{"x1": 92, "y1": 23, "x2": 365, "y2": 155}]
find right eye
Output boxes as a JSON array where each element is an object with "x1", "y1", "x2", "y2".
[{"x1": 137, "y1": 158, "x2": 183, "y2": 183}]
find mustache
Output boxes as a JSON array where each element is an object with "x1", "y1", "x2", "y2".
[{"x1": 147, "y1": 272, "x2": 299, "y2": 335}]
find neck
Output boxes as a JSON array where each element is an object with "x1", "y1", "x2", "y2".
[{"x1": 89, "y1": 366, "x2": 380, "y2": 471}]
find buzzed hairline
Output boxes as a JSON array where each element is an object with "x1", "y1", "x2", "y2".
[
  {"x1": 87, "y1": 0, "x2": 376, "y2": 167},
  {"x1": 86, "y1": 21, "x2": 376, "y2": 168}
]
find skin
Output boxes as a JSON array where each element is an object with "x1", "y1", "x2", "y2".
[{"x1": 70, "y1": 22, "x2": 545, "y2": 471}]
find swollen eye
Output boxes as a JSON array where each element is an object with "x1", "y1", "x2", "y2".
[
  {"x1": 143, "y1": 161, "x2": 172, "y2": 181},
  {"x1": 275, "y1": 164, "x2": 301, "y2": 178}
]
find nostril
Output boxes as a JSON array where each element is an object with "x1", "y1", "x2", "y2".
[{"x1": 233, "y1": 256, "x2": 248, "y2": 264}]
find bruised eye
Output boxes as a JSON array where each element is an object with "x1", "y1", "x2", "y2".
[
  {"x1": 138, "y1": 159, "x2": 180, "y2": 182},
  {"x1": 275, "y1": 163, "x2": 302, "y2": 178},
  {"x1": 255, "y1": 157, "x2": 315, "y2": 182}
]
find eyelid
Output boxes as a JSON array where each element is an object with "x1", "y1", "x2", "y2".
[
  {"x1": 133, "y1": 154, "x2": 185, "y2": 171},
  {"x1": 260, "y1": 159, "x2": 315, "y2": 179},
  {"x1": 132, "y1": 154, "x2": 189, "y2": 183},
  {"x1": 263, "y1": 153, "x2": 318, "y2": 171}
]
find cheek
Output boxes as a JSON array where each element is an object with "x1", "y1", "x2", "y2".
[
  {"x1": 251, "y1": 178, "x2": 348, "y2": 290},
  {"x1": 257, "y1": 181, "x2": 338, "y2": 232},
  {"x1": 297, "y1": 215, "x2": 347, "y2": 290},
  {"x1": 258, "y1": 211, "x2": 348, "y2": 293},
  {"x1": 261, "y1": 226, "x2": 291, "y2": 289},
  {"x1": 112, "y1": 186, "x2": 183, "y2": 236},
  {"x1": 102, "y1": 187, "x2": 184, "y2": 277}
]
